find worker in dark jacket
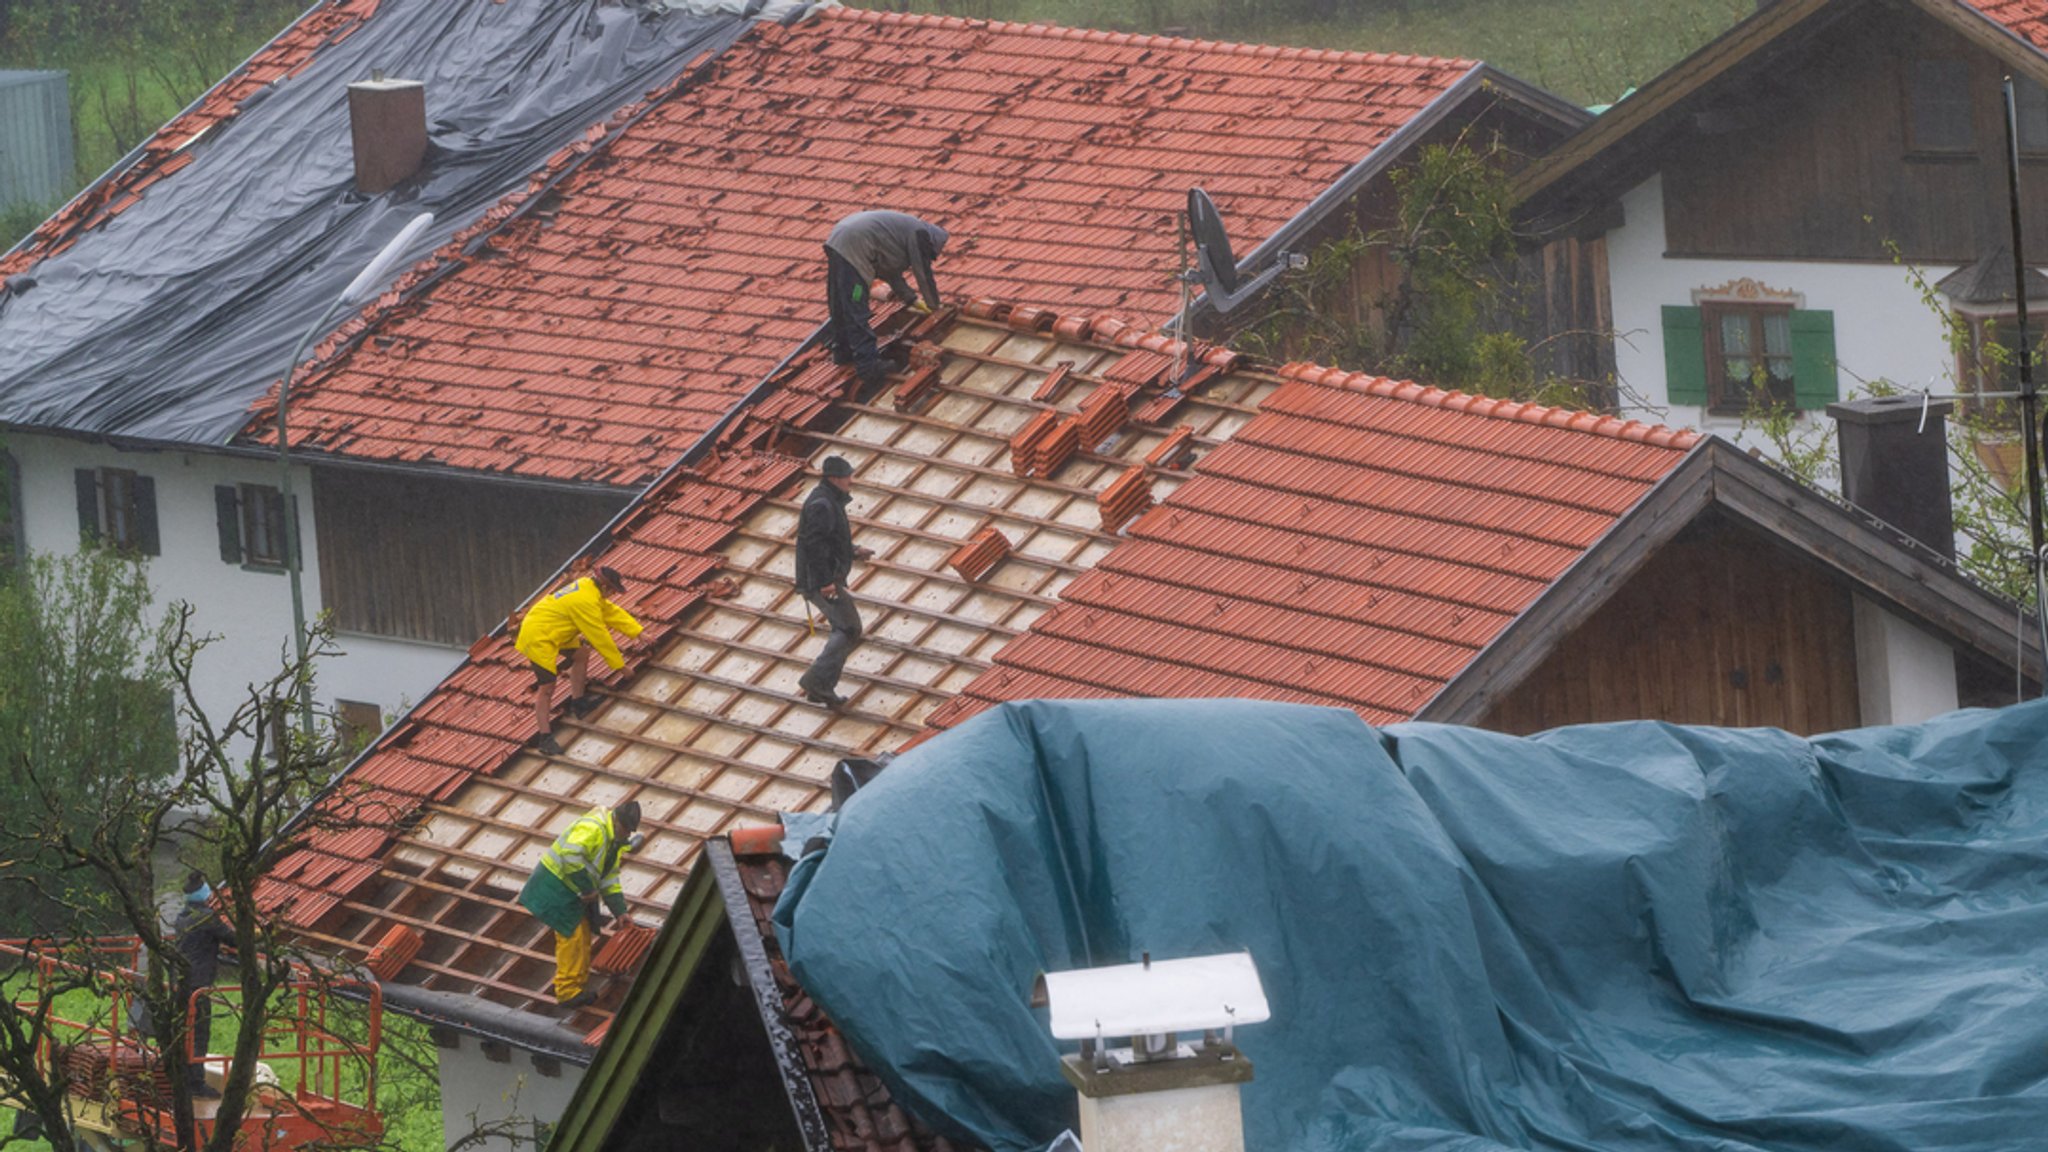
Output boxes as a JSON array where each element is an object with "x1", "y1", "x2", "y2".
[
  {"x1": 824, "y1": 210, "x2": 949, "y2": 387},
  {"x1": 794, "y1": 456, "x2": 873, "y2": 708},
  {"x1": 173, "y1": 871, "x2": 234, "y2": 1099}
]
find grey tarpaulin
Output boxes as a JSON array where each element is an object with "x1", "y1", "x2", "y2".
[
  {"x1": 0, "y1": 0, "x2": 788, "y2": 445},
  {"x1": 775, "y1": 697, "x2": 2048, "y2": 1152}
]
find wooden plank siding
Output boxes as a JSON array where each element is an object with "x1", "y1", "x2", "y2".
[
  {"x1": 1662, "y1": 1, "x2": 2048, "y2": 263},
  {"x1": 1482, "y1": 511, "x2": 1862, "y2": 734},
  {"x1": 314, "y1": 467, "x2": 626, "y2": 646}
]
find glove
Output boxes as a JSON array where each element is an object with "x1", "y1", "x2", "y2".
[
  {"x1": 908, "y1": 300, "x2": 933, "y2": 315},
  {"x1": 624, "y1": 831, "x2": 646, "y2": 853}
]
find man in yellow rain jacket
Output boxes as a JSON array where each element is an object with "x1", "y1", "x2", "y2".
[
  {"x1": 516, "y1": 564, "x2": 642, "y2": 757},
  {"x1": 519, "y1": 801, "x2": 643, "y2": 1008}
]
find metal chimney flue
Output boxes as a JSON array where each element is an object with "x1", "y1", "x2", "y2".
[
  {"x1": 1828, "y1": 395, "x2": 1956, "y2": 559},
  {"x1": 1041, "y1": 952, "x2": 1269, "y2": 1152},
  {"x1": 346, "y1": 75, "x2": 426, "y2": 196}
]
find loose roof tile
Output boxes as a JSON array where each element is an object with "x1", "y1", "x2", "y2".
[
  {"x1": 271, "y1": 305, "x2": 1697, "y2": 1037},
  {"x1": 239, "y1": 6, "x2": 1478, "y2": 486}
]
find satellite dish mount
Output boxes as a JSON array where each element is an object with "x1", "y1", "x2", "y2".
[{"x1": 1172, "y1": 187, "x2": 1303, "y2": 383}]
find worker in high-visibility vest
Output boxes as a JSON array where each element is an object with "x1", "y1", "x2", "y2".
[{"x1": 519, "y1": 801, "x2": 644, "y2": 1009}]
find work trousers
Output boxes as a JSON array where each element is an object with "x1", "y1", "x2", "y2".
[
  {"x1": 184, "y1": 990, "x2": 212, "y2": 1089},
  {"x1": 800, "y1": 589, "x2": 864, "y2": 696},
  {"x1": 825, "y1": 247, "x2": 883, "y2": 384},
  {"x1": 553, "y1": 921, "x2": 594, "y2": 1004}
]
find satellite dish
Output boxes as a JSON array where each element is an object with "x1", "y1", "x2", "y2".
[{"x1": 1185, "y1": 187, "x2": 1297, "y2": 315}]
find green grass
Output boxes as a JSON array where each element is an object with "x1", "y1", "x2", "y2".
[{"x1": 857, "y1": 0, "x2": 1753, "y2": 105}]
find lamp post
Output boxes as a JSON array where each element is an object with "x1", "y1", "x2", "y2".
[{"x1": 277, "y1": 211, "x2": 434, "y2": 739}]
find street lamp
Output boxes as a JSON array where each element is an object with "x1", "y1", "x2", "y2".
[{"x1": 277, "y1": 211, "x2": 434, "y2": 738}]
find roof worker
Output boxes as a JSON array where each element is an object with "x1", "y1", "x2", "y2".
[
  {"x1": 794, "y1": 455, "x2": 873, "y2": 709},
  {"x1": 174, "y1": 871, "x2": 235, "y2": 1100},
  {"x1": 824, "y1": 210, "x2": 949, "y2": 388},
  {"x1": 519, "y1": 801, "x2": 645, "y2": 1010},
  {"x1": 516, "y1": 562, "x2": 642, "y2": 757}
]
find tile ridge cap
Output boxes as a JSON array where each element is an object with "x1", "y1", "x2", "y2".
[
  {"x1": 823, "y1": 6, "x2": 1473, "y2": 69},
  {"x1": 1275, "y1": 363, "x2": 1702, "y2": 449}
]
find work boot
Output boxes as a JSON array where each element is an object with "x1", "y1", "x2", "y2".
[
  {"x1": 566, "y1": 693, "x2": 602, "y2": 718},
  {"x1": 803, "y1": 686, "x2": 849, "y2": 709},
  {"x1": 531, "y1": 732, "x2": 565, "y2": 757},
  {"x1": 190, "y1": 1081, "x2": 220, "y2": 1100},
  {"x1": 557, "y1": 989, "x2": 597, "y2": 1011}
]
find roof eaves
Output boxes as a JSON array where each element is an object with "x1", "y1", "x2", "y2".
[
  {"x1": 1415, "y1": 437, "x2": 1717, "y2": 724},
  {"x1": 1909, "y1": 0, "x2": 2048, "y2": 80},
  {"x1": 544, "y1": 848, "x2": 730, "y2": 1152},
  {"x1": 1511, "y1": 0, "x2": 1836, "y2": 208}
]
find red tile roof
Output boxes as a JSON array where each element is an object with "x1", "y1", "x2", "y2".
[
  {"x1": 0, "y1": 0, "x2": 381, "y2": 279},
  {"x1": 240, "y1": 8, "x2": 1480, "y2": 485},
  {"x1": 269, "y1": 303, "x2": 1697, "y2": 1037},
  {"x1": 1970, "y1": 0, "x2": 2048, "y2": 52},
  {"x1": 927, "y1": 360, "x2": 1694, "y2": 729}
]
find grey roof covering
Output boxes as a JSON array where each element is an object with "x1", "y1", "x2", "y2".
[
  {"x1": 0, "y1": 0, "x2": 758, "y2": 446},
  {"x1": 1936, "y1": 243, "x2": 2048, "y2": 307}
]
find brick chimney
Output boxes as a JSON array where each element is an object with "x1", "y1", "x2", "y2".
[
  {"x1": 1043, "y1": 953, "x2": 1267, "y2": 1152},
  {"x1": 346, "y1": 76, "x2": 426, "y2": 195},
  {"x1": 1827, "y1": 395, "x2": 1960, "y2": 724}
]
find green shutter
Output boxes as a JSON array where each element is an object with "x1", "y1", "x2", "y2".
[
  {"x1": 1790, "y1": 309, "x2": 1838, "y2": 410},
  {"x1": 132, "y1": 475, "x2": 159, "y2": 557},
  {"x1": 1662, "y1": 305, "x2": 1708, "y2": 405},
  {"x1": 75, "y1": 469, "x2": 100, "y2": 544}
]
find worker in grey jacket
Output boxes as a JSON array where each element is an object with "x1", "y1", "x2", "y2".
[{"x1": 824, "y1": 210, "x2": 949, "y2": 387}]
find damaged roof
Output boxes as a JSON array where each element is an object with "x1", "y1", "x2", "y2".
[
  {"x1": 265, "y1": 301, "x2": 1695, "y2": 1046},
  {"x1": 240, "y1": 7, "x2": 1539, "y2": 485},
  {"x1": 0, "y1": 0, "x2": 759, "y2": 445}
]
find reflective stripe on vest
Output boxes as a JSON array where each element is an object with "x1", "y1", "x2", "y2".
[{"x1": 540, "y1": 809, "x2": 614, "y2": 890}]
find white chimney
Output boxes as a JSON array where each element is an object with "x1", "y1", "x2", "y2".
[
  {"x1": 346, "y1": 76, "x2": 426, "y2": 195},
  {"x1": 1041, "y1": 951, "x2": 1269, "y2": 1152}
]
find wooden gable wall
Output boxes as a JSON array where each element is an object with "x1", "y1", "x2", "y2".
[
  {"x1": 1662, "y1": 0, "x2": 2048, "y2": 263},
  {"x1": 1482, "y1": 511, "x2": 1863, "y2": 735},
  {"x1": 314, "y1": 467, "x2": 626, "y2": 647}
]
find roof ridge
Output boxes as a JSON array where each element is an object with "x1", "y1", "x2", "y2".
[
  {"x1": 1276, "y1": 363, "x2": 1702, "y2": 450},
  {"x1": 820, "y1": 5, "x2": 1478, "y2": 71}
]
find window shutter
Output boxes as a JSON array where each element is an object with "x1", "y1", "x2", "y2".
[
  {"x1": 1790, "y1": 309, "x2": 1838, "y2": 410},
  {"x1": 75, "y1": 469, "x2": 100, "y2": 544},
  {"x1": 215, "y1": 486, "x2": 243, "y2": 564},
  {"x1": 1662, "y1": 306, "x2": 1708, "y2": 405},
  {"x1": 289, "y1": 492, "x2": 303, "y2": 569},
  {"x1": 133, "y1": 475, "x2": 159, "y2": 557}
]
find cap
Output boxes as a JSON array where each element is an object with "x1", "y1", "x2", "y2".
[{"x1": 822, "y1": 456, "x2": 854, "y2": 479}]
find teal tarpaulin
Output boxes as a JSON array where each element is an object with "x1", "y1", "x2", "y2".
[{"x1": 775, "y1": 698, "x2": 2048, "y2": 1152}]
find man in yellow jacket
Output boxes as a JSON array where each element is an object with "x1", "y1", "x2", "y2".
[
  {"x1": 519, "y1": 801, "x2": 643, "y2": 1008},
  {"x1": 516, "y1": 564, "x2": 642, "y2": 756}
]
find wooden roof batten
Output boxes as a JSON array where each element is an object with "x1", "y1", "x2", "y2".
[{"x1": 1420, "y1": 439, "x2": 2046, "y2": 724}]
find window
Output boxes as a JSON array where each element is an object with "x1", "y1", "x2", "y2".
[
  {"x1": 215, "y1": 484, "x2": 295, "y2": 569},
  {"x1": 1955, "y1": 311, "x2": 2047, "y2": 419},
  {"x1": 2015, "y1": 76, "x2": 2048, "y2": 154},
  {"x1": 75, "y1": 468, "x2": 159, "y2": 555},
  {"x1": 1662, "y1": 303, "x2": 1837, "y2": 414},
  {"x1": 0, "y1": 450, "x2": 21, "y2": 571},
  {"x1": 1907, "y1": 58, "x2": 1975, "y2": 153},
  {"x1": 335, "y1": 699, "x2": 385, "y2": 754},
  {"x1": 1703, "y1": 303, "x2": 1796, "y2": 413}
]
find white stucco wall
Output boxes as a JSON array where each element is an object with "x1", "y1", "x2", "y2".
[
  {"x1": 1606, "y1": 173, "x2": 1960, "y2": 463},
  {"x1": 438, "y1": 1042, "x2": 585, "y2": 1151},
  {"x1": 5, "y1": 432, "x2": 462, "y2": 739}
]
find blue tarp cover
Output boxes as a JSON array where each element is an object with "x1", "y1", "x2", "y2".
[{"x1": 775, "y1": 698, "x2": 2048, "y2": 1152}]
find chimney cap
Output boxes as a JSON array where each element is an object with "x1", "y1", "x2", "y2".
[
  {"x1": 349, "y1": 76, "x2": 423, "y2": 93},
  {"x1": 1042, "y1": 951, "x2": 1269, "y2": 1040},
  {"x1": 1827, "y1": 394, "x2": 1953, "y2": 426}
]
